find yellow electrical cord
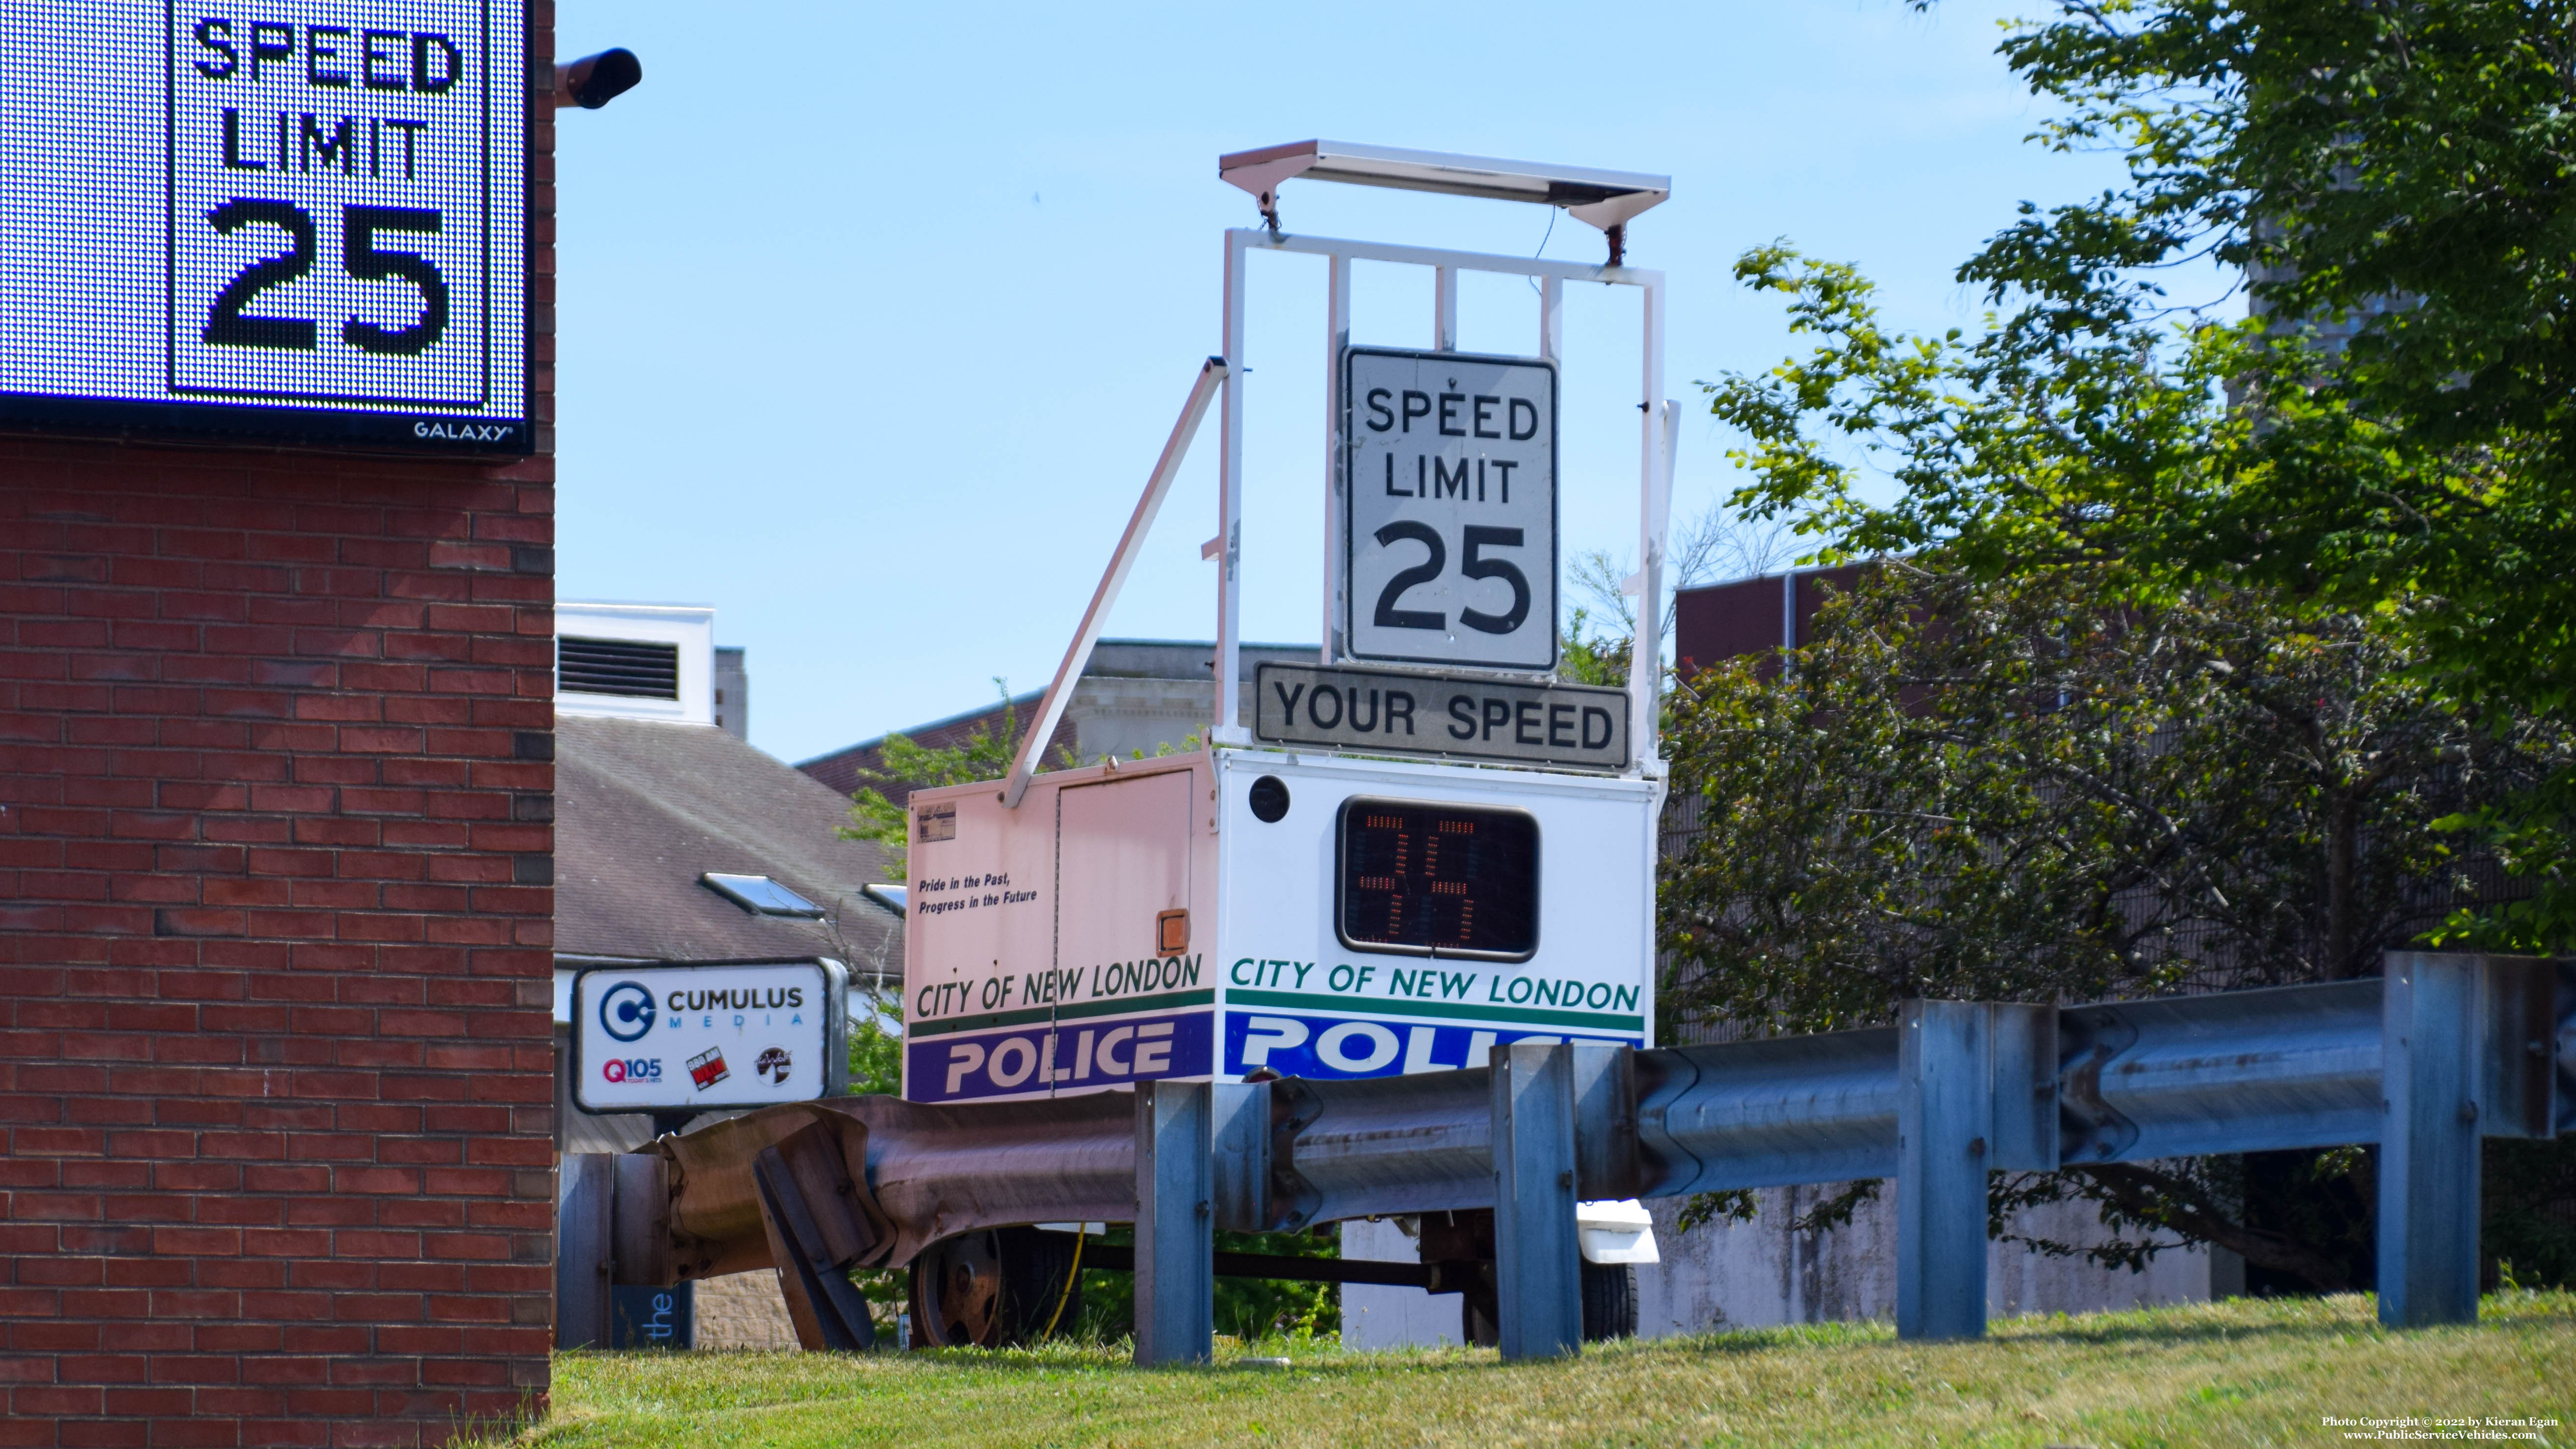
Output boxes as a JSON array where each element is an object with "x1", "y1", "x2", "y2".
[{"x1": 1038, "y1": 1228, "x2": 1085, "y2": 1340}]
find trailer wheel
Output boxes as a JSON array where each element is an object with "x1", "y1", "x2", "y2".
[
  {"x1": 1464, "y1": 1294, "x2": 1499, "y2": 1349},
  {"x1": 907, "y1": 1227, "x2": 1074, "y2": 1348},
  {"x1": 1581, "y1": 1262, "x2": 1637, "y2": 1341},
  {"x1": 1459, "y1": 1262, "x2": 1632, "y2": 1346}
]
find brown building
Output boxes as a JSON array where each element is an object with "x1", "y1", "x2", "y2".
[{"x1": 1671, "y1": 563, "x2": 1869, "y2": 680}]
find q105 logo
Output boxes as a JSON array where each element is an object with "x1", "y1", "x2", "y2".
[
  {"x1": 601, "y1": 1058, "x2": 662, "y2": 1084},
  {"x1": 599, "y1": 981, "x2": 657, "y2": 1042}
]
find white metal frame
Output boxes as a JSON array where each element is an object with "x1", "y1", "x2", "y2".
[
  {"x1": 1217, "y1": 140, "x2": 1669, "y2": 227},
  {"x1": 1212, "y1": 228, "x2": 1676, "y2": 776},
  {"x1": 1002, "y1": 211, "x2": 1679, "y2": 810}
]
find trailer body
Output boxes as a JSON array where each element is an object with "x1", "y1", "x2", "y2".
[{"x1": 902, "y1": 747, "x2": 1656, "y2": 1103}]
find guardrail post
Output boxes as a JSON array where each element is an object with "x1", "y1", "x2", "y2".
[
  {"x1": 1134, "y1": 1079, "x2": 1214, "y2": 1365},
  {"x1": 1492, "y1": 1041, "x2": 1582, "y2": 1360},
  {"x1": 1987, "y1": 1004, "x2": 2059, "y2": 1172},
  {"x1": 1568, "y1": 1042, "x2": 1639, "y2": 1197},
  {"x1": 1209, "y1": 1080, "x2": 1271, "y2": 1231},
  {"x1": 2379, "y1": 953, "x2": 2483, "y2": 1328},
  {"x1": 1897, "y1": 1000, "x2": 1990, "y2": 1340},
  {"x1": 2476, "y1": 956, "x2": 2575, "y2": 1142},
  {"x1": 554, "y1": 1153, "x2": 612, "y2": 1350},
  {"x1": 610, "y1": 1153, "x2": 672, "y2": 1288}
]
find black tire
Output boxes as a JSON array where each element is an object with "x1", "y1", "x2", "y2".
[
  {"x1": 907, "y1": 1226, "x2": 1077, "y2": 1348},
  {"x1": 1581, "y1": 1262, "x2": 1637, "y2": 1342},
  {"x1": 1463, "y1": 1294, "x2": 1499, "y2": 1349},
  {"x1": 1457, "y1": 1262, "x2": 1631, "y2": 1345},
  {"x1": 1461, "y1": 1261, "x2": 1500, "y2": 1348},
  {"x1": 994, "y1": 1225, "x2": 1077, "y2": 1342}
]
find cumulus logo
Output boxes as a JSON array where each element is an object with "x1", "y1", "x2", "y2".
[{"x1": 599, "y1": 982, "x2": 656, "y2": 1043}]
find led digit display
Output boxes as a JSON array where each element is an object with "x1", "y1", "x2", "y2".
[
  {"x1": 1335, "y1": 797, "x2": 1539, "y2": 962},
  {"x1": 0, "y1": 0, "x2": 526, "y2": 453}
]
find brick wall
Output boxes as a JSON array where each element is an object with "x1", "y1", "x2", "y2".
[
  {"x1": 0, "y1": 9, "x2": 559, "y2": 1445},
  {"x1": 1672, "y1": 564, "x2": 1870, "y2": 681}
]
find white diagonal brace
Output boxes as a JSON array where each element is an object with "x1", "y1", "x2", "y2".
[{"x1": 1000, "y1": 356, "x2": 1230, "y2": 809}]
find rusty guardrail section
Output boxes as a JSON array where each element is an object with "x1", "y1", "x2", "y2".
[
  {"x1": 559, "y1": 954, "x2": 2574, "y2": 1364},
  {"x1": 587, "y1": 1090, "x2": 1141, "y2": 1349}
]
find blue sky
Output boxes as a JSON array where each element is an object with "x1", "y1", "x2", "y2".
[{"x1": 549, "y1": 0, "x2": 2128, "y2": 764}]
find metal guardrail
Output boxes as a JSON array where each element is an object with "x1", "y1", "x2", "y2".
[
  {"x1": 1635, "y1": 1025, "x2": 1904, "y2": 1193},
  {"x1": 559, "y1": 953, "x2": 2574, "y2": 1364},
  {"x1": 1270, "y1": 1068, "x2": 1495, "y2": 1224},
  {"x1": 2059, "y1": 979, "x2": 2386, "y2": 1161}
]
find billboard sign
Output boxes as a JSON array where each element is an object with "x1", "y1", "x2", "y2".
[
  {"x1": 572, "y1": 960, "x2": 849, "y2": 1114},
  {"x1": 0, "y1": 0, "x2": 528, "y2": 453},
  {"x1": 1343, "y1": 347, "x2": 1557, "y2": 672}
]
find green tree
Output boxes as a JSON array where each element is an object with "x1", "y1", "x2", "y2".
[
  {"x1": 1689, "y1": 1, "x2": 2576, "y2": 1271},
  {"x1": 846, "y1": 992, "x2": 903, "y2": 1098},
  {"x1": 1961, "y1": 0, "x2": 2576, "y2": 721},
  {"x1": 1741, "y1": 0, "x2": 2576, "y2": 942},
  {"x1": 1663, "y1": 559, "x2": 2557, "y2": 1017},
  {"x1": 838, "y1": 680, "x2": 1030, "y2": 877},
  {"x1": 839, "y1": 679, "x2": 1207, "y2": 876},
  {"x1": 1660, "y1": 557, "x2": 2570, "y2": 1284}
]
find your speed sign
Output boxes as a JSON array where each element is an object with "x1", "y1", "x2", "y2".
[{"x1": 1344, "y1": 348, "x2": 1557, "y2": 673}]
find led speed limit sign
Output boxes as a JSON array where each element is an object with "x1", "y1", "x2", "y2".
[
  {"x1": 1343, "y1": 348, "x2": 1557, "y2": 672},
  {"x1": 0, "y1": 0, "x2": 526, "y2": 453}
]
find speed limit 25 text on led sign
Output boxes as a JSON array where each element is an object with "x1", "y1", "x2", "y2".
[
  {"x1": 1344, "y1": 347, "x2": 1557, "y2": 673},
  {"x1": 0, "y1": 1, "x2": 525, "y2": 453}
]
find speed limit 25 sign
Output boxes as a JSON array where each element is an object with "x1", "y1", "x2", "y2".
[
  {"x1": 1343, "y1": 348, "x2": 1556, "y2": 672},
  {"x1": 0, "y1": 0, "x2": 526, "y2": 453}
]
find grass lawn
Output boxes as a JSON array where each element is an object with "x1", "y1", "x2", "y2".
[{"x1": 501, "y1": 1291, "x2": 2575, "y2": 1449}]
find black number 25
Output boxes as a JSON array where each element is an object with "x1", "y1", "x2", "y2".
[
  {"x1": 1372, "y1": 522, "x2": 1531, "y2": 635},
  {"x1": 203, "y1": 199, "x2": 448, "y2": 356}
]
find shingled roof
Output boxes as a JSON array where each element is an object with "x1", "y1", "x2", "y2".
[{"x1": 555, "y1": 713, "x2": 902, "y2": 985}]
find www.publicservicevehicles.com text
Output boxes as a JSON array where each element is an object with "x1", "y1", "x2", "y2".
[{"x1": 2323, "y1": 1417, "x2": 2560, "y2": 1441}]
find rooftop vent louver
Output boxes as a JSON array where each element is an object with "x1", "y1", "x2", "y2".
[{"x1": 559, "y1": 636, "x2": 680, "y2": 699}]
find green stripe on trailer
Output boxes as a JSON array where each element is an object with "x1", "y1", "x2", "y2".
[
  {"x1": 1227, "y1": 988, "x2": 1642, "y2": 1034},
  {"x1": 906, "y1": 989, "x2": 1217, "y2": 1038}
]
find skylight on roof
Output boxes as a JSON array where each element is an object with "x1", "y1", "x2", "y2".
[
  {"x1": 701, "y1": 872, "x2": 824, "y2": 918},
  {"x1": 863, "y1": 883, "x2": 906, "y2": 916}
]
